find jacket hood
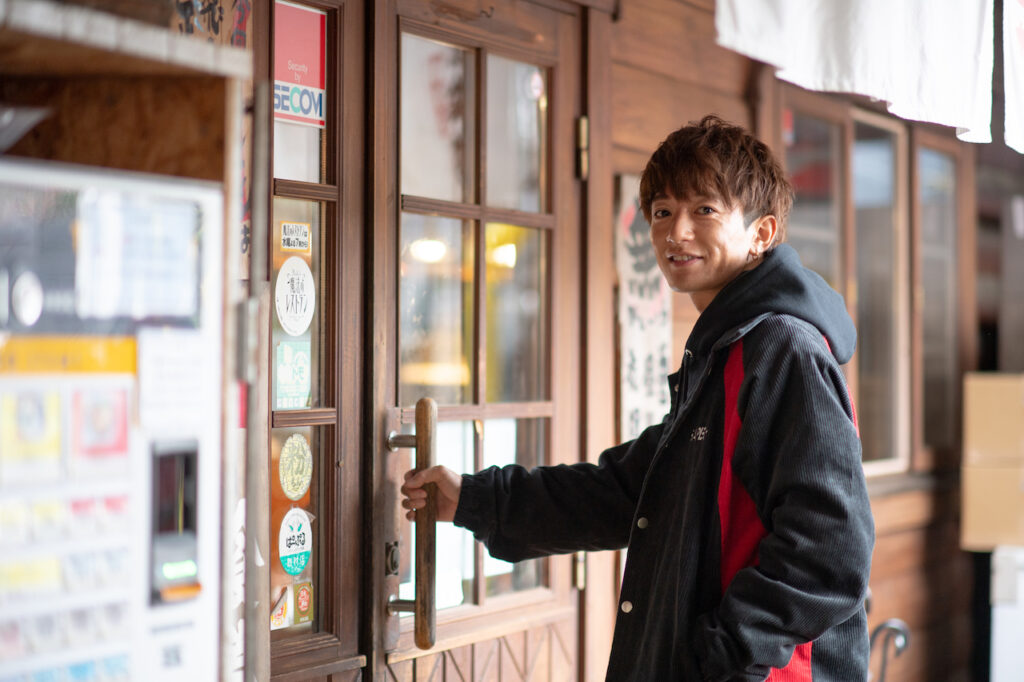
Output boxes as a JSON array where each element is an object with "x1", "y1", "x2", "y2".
[{"x1": 686, "y1": 243, "x2": 857, "y2": 364}]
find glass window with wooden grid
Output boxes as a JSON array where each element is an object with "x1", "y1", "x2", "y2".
[
  {"x1": 396, "y1": 29, "x2": 554, "y2": 613},
  {"x1": 782, "y1": 95, "x2": 920, "y2": 473},
  {"x1": 268, "y1": 0, "x2": 335, "y2": 645}
]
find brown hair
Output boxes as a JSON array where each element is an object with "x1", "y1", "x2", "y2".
[{"x1": 639, "y1": 115, "x2": 793, "y2": 248}]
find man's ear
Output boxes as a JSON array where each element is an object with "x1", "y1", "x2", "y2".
[{"x1": 750, "y1": 214, "x2": 778, "y2": 253}]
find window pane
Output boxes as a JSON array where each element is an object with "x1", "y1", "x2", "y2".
[
  {"x1": 853, "y1": 123, "x2": 899, "y2": 462},
  {"x1": 485, "y1": 224, "x2": 549, "y2": 403},
  {"x1": 273, "y1": 1, "x2": 327, "y2": 183},
  {"x1": 400, "y1": 34, "x2": 476, "y2": 203},
  {"x1": 784, "y1": 110, "x2": 842, "y2": 288},
  {"x1": 919, "y1": 148, "x2": 957, "y2": 451},
  {"x1": 270, "y1": 427, "x2": 319, "y2": 636},
  {"x1": 272, "y1": 199, "x2": 322, "y2": 410},
  {"x1": 482, "y1": 418, "x2": 547, "y2": 597},
  {"x1": 399, "y1": 214, "x2": 474, "y2": 406},
  {"x1": 400, "y1": 421, "x2": 475, "y2": 610},
  {"x1": 486, "y1": 56, "x2": 547, "y2": 212}
]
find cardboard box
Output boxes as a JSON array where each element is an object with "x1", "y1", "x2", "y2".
[
  {"x1": 962, "y1": 466, "x2": 1024, "y2": 551},
  {"x1": 963, "y1": 373, "x2": 1024, "y2": 467},
  {"x1": 961, "y1": 373, "x2": 1024, "y2": 551}
]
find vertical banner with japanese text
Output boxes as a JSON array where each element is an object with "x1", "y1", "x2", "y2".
[{"x1": 615, "y1": 175, "x2": 672, "y2": 441}]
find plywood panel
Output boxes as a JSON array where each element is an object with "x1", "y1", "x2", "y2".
[
  {"x1": 473, "y1": 638, "x2": 501, "y2": 682},
  {"x1": 612, "y1": 0, "x2": 750, "y2": 97},
  {"x1": 386, "y1": 659, "x2": 413, "y2": 682},
  {"x1": 1, "y1": 75, "x2": 227, "y2": 180},
  {"x1": 525, "y1": 626, "x2": 550, "y2": 680},
  {"x1": 445, "y1": 645, "x2": 472, "y2": 681},
  {"x1": 611, "y1": 62, "x2": 750, "y2": 156}
]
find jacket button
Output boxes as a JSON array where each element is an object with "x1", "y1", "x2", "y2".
[
  {"x1": 621, "y1": 601, "x2": 633, "y2": 613},
  {"x1": 637, "y1": 517, "x2": 649, "y2": 529}
]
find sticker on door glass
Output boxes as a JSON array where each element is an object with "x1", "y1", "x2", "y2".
[
  {"x1": 275, "y1": 340, "x2": 311, "y2": 409},
  {"x1": 281, "y1": 222, "x2": 311, "y2": 253},
  {"x1": 274, "y1": 256, "x2": 315, "y2": 336},
  {"x1": 270, "y1": 585, "x2": 293, "y2": 630},
  {"x1": 294, "y1": 581, "x2": 314, "y2": 624},
  {"x1": 279, "y1": 434, "x2": 313, "y2": 501},
  {"x1": 278, "y1": 508, "x2": 312, "y2": 576}
]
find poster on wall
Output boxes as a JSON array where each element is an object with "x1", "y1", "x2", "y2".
[
  {"x1": 614, "y1": 175, "x2": 672, "y2": 441},
  {"x1": 273, "y1": 2, "x2": 326, "y2": 129}
]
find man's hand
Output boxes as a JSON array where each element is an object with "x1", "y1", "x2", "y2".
[{"x1": 400, "y1": 465, "x2": 462, "y2": 522}]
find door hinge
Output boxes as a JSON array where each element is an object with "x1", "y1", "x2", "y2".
[
  {"x1": 576, "y1": 115, "x2": 590, "y2": 181},
  {"x1": 573, "y1": 550, "x2": 587, "y2": 590}
]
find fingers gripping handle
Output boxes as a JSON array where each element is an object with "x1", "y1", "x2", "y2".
[{"x1": 387, "y1": 398, "x2": 437, "y2": 650}]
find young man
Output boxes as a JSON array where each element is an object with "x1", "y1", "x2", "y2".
[{"x1": 402, "y1": 115, "x2": 874, "y2": 681}]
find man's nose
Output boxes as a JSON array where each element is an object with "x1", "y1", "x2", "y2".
[{"x1": 666, "y1": 214, "x2": 694, "y2": 243}]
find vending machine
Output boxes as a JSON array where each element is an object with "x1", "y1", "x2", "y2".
[{"x1": 0, "y1": 158, "x2": 225, "y2": 680}]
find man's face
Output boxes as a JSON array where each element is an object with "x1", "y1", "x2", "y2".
[{"x1": 648, "y1": 190, "x2": 756, "y2": 312}]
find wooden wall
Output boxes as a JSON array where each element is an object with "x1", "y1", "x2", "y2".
[{"x1": 608, "y1": 2, "x2": 975, "y2": 680}]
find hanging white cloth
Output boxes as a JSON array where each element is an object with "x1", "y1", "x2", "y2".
[
  {"x1": 715, "y1": 0, "x2": 994, "y2": 144},
  {"x1": 1006, "y1": 0, "x2": 1024, "y2": 153}
]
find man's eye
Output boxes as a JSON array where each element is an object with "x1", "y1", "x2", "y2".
[
  {"x1": 697, "y1": 206, "x2": 716, "y2": 215},
  {"x1": 653, "y1": 208, "x2": 670, "y2": 219}
]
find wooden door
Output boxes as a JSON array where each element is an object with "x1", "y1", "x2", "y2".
[{"x1": 368, "y1": 1, "x2": 585, "y2": 679}]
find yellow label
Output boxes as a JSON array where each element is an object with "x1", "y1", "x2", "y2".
[
  {"x1": 0, "y1": 392, "x2": 61, "y2": 462},
  {"x1": 0, "y1": 336, "x2": 136, "y2": 374}
]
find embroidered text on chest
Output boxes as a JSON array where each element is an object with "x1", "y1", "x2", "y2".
[{"x1": 690, "y1": 426, "x2": 709, "y2": 441}]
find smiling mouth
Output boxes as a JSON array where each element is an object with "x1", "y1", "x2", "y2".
[{"x1": 667, "y1": 254, "x2": 700, "y2": 264}]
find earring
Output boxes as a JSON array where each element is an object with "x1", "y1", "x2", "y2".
[{"x1": 747, "y1": 250, "x2": 761, "y2": 264}]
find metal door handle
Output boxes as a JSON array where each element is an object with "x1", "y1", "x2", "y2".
[{"x1": 386, "y1": 397, "x2": 436, "y2": 650}]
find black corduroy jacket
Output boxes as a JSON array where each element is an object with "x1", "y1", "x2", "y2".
[{"x1": 453, "y1": 245, "x2": 875, "y2": 681}]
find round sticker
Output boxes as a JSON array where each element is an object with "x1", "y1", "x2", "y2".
[
  {"x1": 278, "y1": 508, "x2": 312, "y2": 576},
  {"x1": 12, "y1": 270, "x2": 44, "y2": 327},
  {"x1": 279, "y1": 434, "x2": 313, "y2": 501},
  {"x1": 274, "y1": 256, "x2": 315, "y2": 336}
]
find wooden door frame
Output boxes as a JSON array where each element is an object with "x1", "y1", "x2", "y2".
[{"x1": 579, "y1": 6, "x2": 617, "y2": 682}]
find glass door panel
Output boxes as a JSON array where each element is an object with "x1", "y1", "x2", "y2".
[
  {"x1": 271, "y1": 199, "x2": 322, "y2": 410},
  {"x1": 399, "y1": 420, "x2": 476, "y2": 610},
  {"x1": 485, "y1": 224, "x2": 549, "y2": 403},
  {"x1": 269, "y1": 426, "x2": 319, "y2": 637},
  {"x1": 400, "y1": 34, "x2": 476, "y2": 203},
  {"x1": 485, "y1": 56, "x2": 548, "y2": 212},
  {"x1": 398, "y1": 214, "x2": 475, "y2": 407},
  {"x1": 482, "y1": 418, "x2": 548, "y2": 597}
]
